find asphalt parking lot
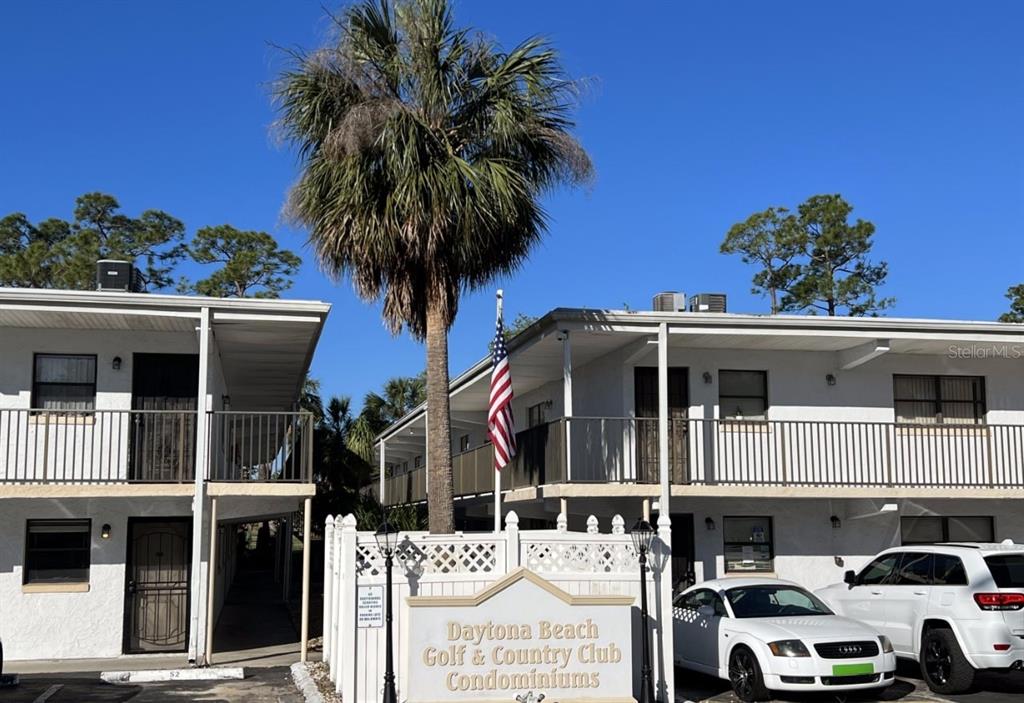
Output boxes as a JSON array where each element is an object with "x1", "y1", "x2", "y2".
[
  {"x1": 0, "y1": 667, "x2": 302, "y2": 702},
  {"x1": 676, "y1": 660, "x2": 1024, "y2": 703}
]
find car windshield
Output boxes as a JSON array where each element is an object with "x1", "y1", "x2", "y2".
[
  {"x1": 985, "y1": 554, "x2": 1024, "y2": 587},
  {"x1": 725, "y1": 585, "x2": 833, "y2": 618}
]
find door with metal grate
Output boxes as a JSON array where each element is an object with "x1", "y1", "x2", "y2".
[{"x1": 124, "y1": 518, "x2": 191, "y2": 653}]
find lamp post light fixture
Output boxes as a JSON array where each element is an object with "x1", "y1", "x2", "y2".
[
  {"x1": 375, "y1": 516, "x2": 400, "y2": 703},
  {"x1": 630, "y1": 518, "x2": 657, "y2": 703}
]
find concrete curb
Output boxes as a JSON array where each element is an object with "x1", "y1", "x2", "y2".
[
  {"x1": 100, "y1": 667, "x2": 245, "y2": 684},
  {"x1": 290, "y1": 662, "x2": 325, "y2": 703}
]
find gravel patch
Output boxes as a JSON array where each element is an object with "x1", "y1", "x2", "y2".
[{"x1": 307, "y1": 660, "x2": 342, "y2": 703}]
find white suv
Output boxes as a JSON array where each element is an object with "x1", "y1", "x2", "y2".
[{"x1": 816, "y1": 543, "x2": 1024, "y2": 695}]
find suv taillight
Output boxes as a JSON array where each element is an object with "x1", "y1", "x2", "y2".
[{"x1": 974, "y1": 593, "x2": 1024, "y2": 611}]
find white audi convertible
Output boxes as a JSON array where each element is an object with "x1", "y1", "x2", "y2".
[{"x1": 673, "y1": 578, "x2": 896, "y2": 702}]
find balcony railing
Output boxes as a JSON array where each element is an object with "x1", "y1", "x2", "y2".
[
  {"x1": 209, "y1": 411, "x2": 313, "y2": 482},
  {"x1": 381, "y1": 416, "x2": 1024, "y2": 504},
  {"x1": 0, "y1": 408, "x2": 313, "y2": 484}
]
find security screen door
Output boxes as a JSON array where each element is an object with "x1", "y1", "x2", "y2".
[
  {"x1": 130, "y1": 354, "x2": 199, "y2": 481},
  {"x1": 634, "y1": 367, "x2": 688, "y2": 483},
  {"x1": 124, "y1": 518, "x2": 191, "y2": 653}
]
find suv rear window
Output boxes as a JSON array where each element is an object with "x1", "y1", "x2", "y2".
[{"x1": 985, "y1": 554, "x2": 1024, "y2": 587}]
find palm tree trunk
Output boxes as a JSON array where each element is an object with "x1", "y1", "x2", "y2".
[{"x1": 425, "y1": 296, "x2": 455, "y2": 533}]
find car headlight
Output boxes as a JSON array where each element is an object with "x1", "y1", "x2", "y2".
[
  {"x1": 878, "y1": 635, "x2": 894, "y2": 654},
  {"x1": 767, "y1": 639, "x2": 810, "y2": 657}
]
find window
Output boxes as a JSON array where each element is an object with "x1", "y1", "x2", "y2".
[
  {"x1": 676, "y1": 588, "x2": 728, "y2": 616},
  {"x1": 901, "y1": 516, "x2": 994, "y2": 545},
  {"x1": 24, "y1": 519, "x2": 91, "y2": 584},
  {"x1": 459, "y1": 434, "x2": 470, "y2": 452},
  {"x1": 32, "y1": 354, "x2": 97, "y2": 411},
  {"x1": 719, "y1": 370, "x2": 767, "y2": 420},
  {"x1": 985, "y1": 555, "x2": 1024, "y2": 588},
  {"x1": 723, "y1": 516, "x2": 773, "y2": 573},
  {"x1": 893, "y1": 375, "x2": 985, "y2": 425},
  {"x1": 893, "y1": 552, "x2": 933, "y2": 585},
  {"x1": 858, "y1": 553, "x2": 900, "y2": 585},
  {"x1": 725, "y1": 585, "x2": 832, "y2": 618},
  {"x1": 414, "y1": 455, "x2": 422, "y2": 469},
  {"x1": 933, "y1": 554, "x2": 969, "y2": 586},
  {"x1": 527, "y1": 402, "x2": 548, "y2": 428}
]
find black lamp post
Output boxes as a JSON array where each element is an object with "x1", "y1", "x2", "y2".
[
  {"x1": 375, "y1": 517, "x2": 400, "y2": 703},
  {"x1": 631, "y1": 518, "x2": 657, "y2": 703}
]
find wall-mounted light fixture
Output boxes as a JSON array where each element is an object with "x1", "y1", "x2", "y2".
[
  {"x1": 825, "y1": 373, "x2": 837, "y2": 386},
  {"x1": 100, "y1": 523, "x2": 112, "y2": 539},
  {"x1": 112, "y1": 356, "x2": 122, "y2": 371},
  {"x1": 705, "y1": 517, "x2": 716, "y2": 531},
  {"x1": 221, "y1": 395, "x2": 231, "y2": 410},
  {"x1": 830, "y1": 515, "x2": 841, "y2": 529},
  {"x1": 702, "y1": 371, "x2": 713, "y2": 384}
]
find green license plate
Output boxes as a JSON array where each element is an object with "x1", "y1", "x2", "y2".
[{"x1": 831, "y1": 663, "x2": 874, "y2": 677}]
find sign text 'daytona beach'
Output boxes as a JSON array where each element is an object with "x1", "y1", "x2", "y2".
[{"x1": 405, "y1": 568, "x2": 636, "y2": 703}]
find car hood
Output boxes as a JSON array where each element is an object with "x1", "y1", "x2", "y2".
[{"x1": 731, "y1": 615, "x2": 879, "y2": 641}]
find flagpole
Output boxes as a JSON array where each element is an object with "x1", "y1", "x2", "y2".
[{"x1": 494, "y1": 289, "x2": 503, "y2": 535}]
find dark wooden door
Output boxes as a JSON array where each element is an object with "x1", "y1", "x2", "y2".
[
  {"x1": 124, "y1": 518, "x2": 190, "y2": 653},
  {"x1": 130, "y1": 354, "x2": 199, "y2": 481},
  {"x1": 634, "y1": 367, "x2": 688, "y2": 483}
]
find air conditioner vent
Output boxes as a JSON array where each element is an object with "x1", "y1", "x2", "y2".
[
  {"x1": 688, "y1": 293, "x2": 727, "y2": 313},
  {"x1": 96, "y1": 260, "x2": 144, "y2": 292},
  {"x1": 652, "y1": 291, "x2": 686, "y2": 312}
]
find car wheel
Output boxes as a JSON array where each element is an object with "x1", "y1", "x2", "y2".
[
  {"x1": 920, "y1": 627, "x2": 975, "y2": 695},
  {"x1": 728, "y1": 646, "x2": 771, "y2": 702}
]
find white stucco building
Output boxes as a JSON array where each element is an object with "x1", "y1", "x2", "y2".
[
  {"x1": 0, "y1": 286, "x2": 330, "y2": 663},
  {"x1": 377, "y1": 297, "x2": 1024, "y2": 592}
]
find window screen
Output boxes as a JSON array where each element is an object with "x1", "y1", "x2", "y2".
[
  {"x1": 719, "y1": 370, "x2": 768, "y2": 420},
  {"x1": 24, "y1": 519, "x2": 91, "y2": 584}
]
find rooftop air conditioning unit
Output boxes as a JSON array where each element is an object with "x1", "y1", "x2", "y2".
[
  {"x1": 689, "y1": 293, "x2": 727, "y2": 313},
  {"x1": 96, "y1": 260, "x2": 144, "y2": 292},
  {"x1": 652, "y1": 291, "x2": 686, "y2": 312}
]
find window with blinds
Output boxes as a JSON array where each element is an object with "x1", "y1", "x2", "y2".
[
  {"x1": 32, "y1": 354, "x2": 97, "y2": 411},
  {"x1": 893, "y1": 374, "x2": 985, "y2": 425}
]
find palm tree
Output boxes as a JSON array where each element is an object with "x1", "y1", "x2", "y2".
[
  {"x1": 348, "y1": 374, "x2": 426, "y2": 463},
  {"x1": 275, "y1": 0, "x2": 592, "y2": 532}
]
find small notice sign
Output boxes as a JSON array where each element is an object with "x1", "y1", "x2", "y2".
[{"x1": 357, "y1": 585, "x2": 384, "y2": 628}]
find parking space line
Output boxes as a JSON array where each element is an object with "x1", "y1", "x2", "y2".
[{"x1": 33, "y1": 684, "x2": 63, "y2": 703}]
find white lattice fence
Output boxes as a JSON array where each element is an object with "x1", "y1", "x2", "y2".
[{"x1": 322, "y1": 510, "x2": 674, "y2": 703}]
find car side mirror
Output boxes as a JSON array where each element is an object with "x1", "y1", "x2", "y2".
[
  {"x1": 843, "y1": 569, "x2": 857, "y2": 586},
  {"x1": 697, "y1": 604, "x2": 716, "y2": 617}
]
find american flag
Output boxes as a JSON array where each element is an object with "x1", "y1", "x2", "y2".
[{"x1": 488, "y1": 314, "x2": 517, "y2": 470}]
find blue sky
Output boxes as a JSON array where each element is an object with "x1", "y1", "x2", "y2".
[{"x1": 2, "y1": 1, "x2": 1022, "y2": 407}]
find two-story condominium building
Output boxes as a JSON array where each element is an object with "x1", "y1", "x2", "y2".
[
  {"x1": 376, "y1": 298, "x2": 1024, "y2": 591},
  {"x1": 0, "y1": 286, "x2": 329, "y2": 665}
]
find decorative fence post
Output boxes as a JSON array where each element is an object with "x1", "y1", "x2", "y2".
[
  {"x1": 556, "y1": 512, "x2": 567, "y2": 533},
  {"x1": 611, "y1": 514, "x2": 625, "y2": 535},
  {"x1": 505, "y1": 511, "x2": 520, "y2": 570},
  {"x1": 586, "y1": 514, "x2": 599, "y2": 534},
  {"x1": 656, "y1": 513, "x2": 675, "y2": 703},
  {"x1": 336, "y1": 514, "x2": 358, "y2": 700},
  {"x1": 323, "y1": 515, "x2": 334, "y2": 663}
]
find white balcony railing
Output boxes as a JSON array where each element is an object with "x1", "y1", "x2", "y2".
[
  {"x1": 0, "y1": 409, "x2": 313, "y2": 484},
  {"x1": 382, "y1": 416, "x2": 1024, "y2": 505}
]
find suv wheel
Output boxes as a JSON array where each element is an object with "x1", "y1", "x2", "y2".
[
  {"x1": 920, "y1": 627, "x2": 975, "y2": 695},
  {"x1": 728, "y1": 646, "x2": 770, "y2": 702}
]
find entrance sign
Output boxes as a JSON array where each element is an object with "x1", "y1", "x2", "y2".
[
  {"x1": 406, "y1": 568, "x2": 636, "y2": 703},
  {"x1": 357, "y1": 585, "x2": 384, "y2": 628}
]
